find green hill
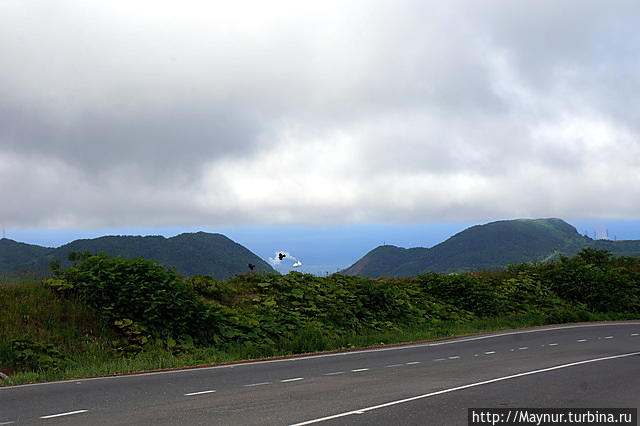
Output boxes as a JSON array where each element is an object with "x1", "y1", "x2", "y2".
[
  {"x1": 343, "y1": 218, "x2": 640, "y2": 278},
  {"x1": 0, "y1": 232, "x2": 275, "y2": 280},
  {"x1": 0, "y1": 239, "x2": 54, "y2": 273}
]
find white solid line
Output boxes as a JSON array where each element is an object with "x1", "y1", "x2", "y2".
[
  {"x1": 548, "y1": 343, "x2": 559, "y2": 346},
  {"x1": 386, "y1": 364, "x2": 404, "y2": 368},
  {"x1": 281, "y1": 377, "x2": 304, "y2": 383},
  {"x1": 351, "y1": 368, "x2": 369, "y2": 372},
  {"x1": 484, "y1": 351, "x2": 496, "y2": 355},
  {"x1": 577, "y1": 339, "x2": 587, "y2": 342},
  {"x1": 448, "y1": 356, "x2": 461, "y2": 359},
  {"x1": 518, "y1": 347, "x2": 528, "y2": 350},
  {"x1": 406, "y1": 362, "x2": 421, "y2": 365},
  {"x1": 40, "y1": 410, "x2": 88, "y2": 419},
  {"x1": 243, "y1": 382, "x2": 272, "y2": 387},
  {"x1": 289, "y1": 351, "x2": 640, "y2": 426},
  {"x1": 6, "y1": 322, "x2": 640, "y2": 390},
  {"x1": 323, "y1": 371, "x2": 345, "y2": 376},
  {"x1": 604, "y1": 336, "x2": 614, "y2": 339},
  {"x1": 184, "y1": 390, "x2": 216, "y2": 396}
]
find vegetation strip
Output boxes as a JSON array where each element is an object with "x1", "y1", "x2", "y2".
[{"x1": 1, "y1": 248, "x2": 639, "y2": 386}]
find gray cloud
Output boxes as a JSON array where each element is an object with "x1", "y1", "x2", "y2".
[{"x1": 1, "y1": 1, "x2": 639, "y2": 229}]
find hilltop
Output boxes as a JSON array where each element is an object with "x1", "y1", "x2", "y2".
[
  {"x1": 343, "y1": 218, "x2": 640, "y2": 278},
  {"x1": 0, "y1": 232, "x2": 275, "y2": 280}
]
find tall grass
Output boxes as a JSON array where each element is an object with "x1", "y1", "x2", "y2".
[
  {"x1": 0, "y1": 281, "x2": 113, "y2": 377},
  {"x1": 1, "y1": 310, "x2": 590, "y2": 386},
  {"x1": 2, "y1": 278, "x2": 637, "y2": 387}
]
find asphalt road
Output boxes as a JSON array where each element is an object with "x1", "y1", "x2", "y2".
[{"x1": 1, "y1": 322, "x2": 639, "y2": 425}]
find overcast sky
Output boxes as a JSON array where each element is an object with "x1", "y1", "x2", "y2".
[{"x1": 2, "y1": 1, "x2": 640, "y2": 237}]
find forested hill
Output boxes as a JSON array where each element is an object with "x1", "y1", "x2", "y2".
[
  {"x1": 0, "y1": 232, "x2": 275, "y2": 280},
  {"x1": 343, "y1": 218, "x2": 640, "y2": 278}
]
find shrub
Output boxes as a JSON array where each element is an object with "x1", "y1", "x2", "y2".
[
  {"x1": 48, "y1": 253, "x2": 214, "y2": 343},
  {"x1": 9, "y1": 339, "x2": 68, "y2": 371},
  {"x1": 416, "y1": 273, "x2": 507, "y2": 317}
]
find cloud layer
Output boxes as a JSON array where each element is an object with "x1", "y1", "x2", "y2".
[{"x1": 2, "y1": 0, "x2": 639, "y2": 228}]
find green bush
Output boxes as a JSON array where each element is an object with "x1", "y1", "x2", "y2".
[
  {"x1": 9, "y1": 339, "x2": 68, "y2": 371},
  {"x1": 48, "y1": 253, "x2": 215, "y2": 343},
  {"x1": 416, "y1": 273, "x2": 507, "y2": 317},
  {"x1": 541, "y1": 250, "x2": 640, "y2": 313}
]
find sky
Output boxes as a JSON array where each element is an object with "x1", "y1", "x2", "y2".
[{"x1": 2, "y1": 1, "x2": 640, "y2": 273}]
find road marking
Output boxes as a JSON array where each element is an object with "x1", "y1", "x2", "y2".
[
  {"x1": 6, "y1": 322, "x2": 640, "y2": 389},
  {"x1": 632, "y1": 333, "x2": 639, "y2": 336},
  {"x1": 577, "y1": 339, "x2": 587, "y2": 342},
  {"x1": 604, "y1": 336, "x2": 614, "y2": 339},
  {"x1": 351, "y1": 368, "x2": 369, "y2": 372},
  {"x1": 434, "y1": 358, "x2": 446, "y2": 361},
  {"x1": 386, "y1": 364, "x2": 404, "y2": 368},
  {"x1": 323, "y1": 371, "x2": 345, "y2": 376},
  {"x1": 448, "y1": 356, "x2": 461, "y2": 360},
  {"x1": 281, "y1": 377, "x2": 304, "y2": 383},
  {"x1": 243, "y1": 382, "x2": 272, "y2": 387},
  {"x1": 40, "y1": 410, "x2": 88, "y2": 419},
  {"x1": 518, "y1": 347, "x2": 528, "y2": 350},
  {"x1": 509, "y1": 349, "x2": 515, "y2": 352},
  {"x1": 184, "y1": 390, "x2": 216, "y2": 396},
  {"x1": 484, "y1": 351, "x2": 496, "y2": 355},
  {"x1": 548, "y1": 343, "x2": 559, "y2": 346},
  {"x1": 406, "y1": 362, "x2": 420, "y2": 365},
  {"x1": 289, "y1": 351, "x2": 640, "y2": 426},
  {"x1": 0, "y1": 421, "x2": 16, "y2": 425}
]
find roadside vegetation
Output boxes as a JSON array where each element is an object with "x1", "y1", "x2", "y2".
[{"x1": 1, "y1": 248, "x2": 638, "y2": 385}]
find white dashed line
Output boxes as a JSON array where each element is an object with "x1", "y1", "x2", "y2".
[
  {"x1": 632, "y1": 333, "x2": 639, "y2": 336},
  {"x1": 518, "y1": 347, "x2": 528, "y2": 350},
  {"x1": 577, "y1": 339, "x2": 587, "y2": 342},
  {"x1": 351, "y1": 368, "x2": 369, "y2": 372},
  {"x1": 281, "y1": 377, "x2": 304, "y2": 383},
  {"x1": 0, "y1": 421, "x2": 16, "y2": 425},
  {"x1": 40, "y1": 410, "x2": 88, "y2": 419},
  {"x1": 386, "y1": 364, "x2": 404, "y2": 368},
  {"x1": 406, "y1": 362, "x2": 421, "y2": 365},
  {"x1": 243, "y1": 382, "x2": 272, "y2": 387},
  {"x1": 434, "y1": 358, "x2": 446, "y2": 361},
  {"x1": 448, "y1": 356, "x2": 461, "y2": 360},
  {"x1": 548, "y1": 343, "x2": 559, "y2": 346},
  {"x1": 184, "y1": 390, "x2": 216, "y2": 396},
  {"x1": 484, "y1": 351, "x2": 496, "y2": 355},
  {"x1": 323, "y1": 371, "x2": 345, "y2": 376},
  {"x1": 604, "y1": 336, "x2": 614, "y2": 339}
]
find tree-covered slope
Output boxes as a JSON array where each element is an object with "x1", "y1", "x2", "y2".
[
  {"x1": 342, "y1": 245, "x2": 427, "y2": 278},
  {"x1": 0, "y1": 239, "x2": 54, "y2": 273},
  {"x1": 343, "y1": 218, "x2": 640, "y2": 278},
  {"x1": 0, "y1": 232, "x2": 275, "y2": 280}
]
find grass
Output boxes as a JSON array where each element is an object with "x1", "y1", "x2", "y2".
[
  {"x1": 1, "y1": 310, "x2": 591, "y2": 387},
  {"x1": 2, "y1": 280, "x2": 637, "y2": 387}
]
